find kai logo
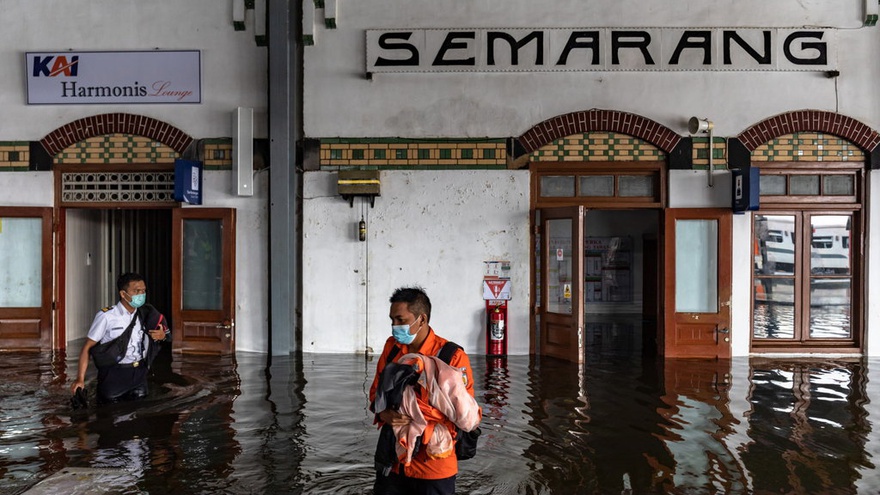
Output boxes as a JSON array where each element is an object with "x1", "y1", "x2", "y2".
[{"x1": 32, "y1": 55, "x2": 79, "y2": 77}]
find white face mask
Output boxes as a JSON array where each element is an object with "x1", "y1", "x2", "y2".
[{"x1": 391, "y1": 317, "x2": 419, "y2": 345}]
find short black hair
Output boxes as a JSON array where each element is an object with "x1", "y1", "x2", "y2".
[
  {"x1": 117, "y1": 272, "x2": 145, "y2": 292},
  {"x1": 390, "y1": 287, "x2": 432, "y2": 322}
]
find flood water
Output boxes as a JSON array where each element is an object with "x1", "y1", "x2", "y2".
[{"x1": 2, "y1": 343, "x2": 880, "y2": 494}]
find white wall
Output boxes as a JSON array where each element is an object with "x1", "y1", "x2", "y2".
[
  {"x1": 303, "y1": 1, "x2": 879, "y2": 139},
  {"x1": 868, "y1": 172, "x2": 880, "y2": 356},
  {"x1": 0, "y1": 173, "x2": 54, "y2": 205},
  {"x1": 0, "y1": 0, "x2": 267, "y2": 140},
  {"x1": 302, "y1": 170, "x2": 531, "y2": 355},
  {"x1": 188, "y1": 170, "x2": 271, "y2": 353}
]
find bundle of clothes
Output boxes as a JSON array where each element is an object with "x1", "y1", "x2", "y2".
[{"x1": 373, "y1": 353, "x2": 482, "y2": 471}]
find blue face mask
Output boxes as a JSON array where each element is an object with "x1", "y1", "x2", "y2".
[
  {"x1": 127, "y1": 292, "x2": 146, "y2": 309},
  {"x1": 391, "y1": 317, "x2": 420, "y2": 345}
]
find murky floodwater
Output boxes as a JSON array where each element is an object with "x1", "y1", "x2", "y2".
[{"x1": 2, "y1": 344, "x2": 880, "y2": 494}]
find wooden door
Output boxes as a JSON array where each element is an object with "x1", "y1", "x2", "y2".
[
  {"x1": 0, "y1": 208, "x2": 53, "y2": 350},
  {"x1": 171, "y1": 208, "x2": 236, "y2": 354},
  {"x1": 663, "y1": 209, "x2": 732, "y2": 358},
  {"x1": 538, "y1": 206, "x2": 584, "y2": 363}
]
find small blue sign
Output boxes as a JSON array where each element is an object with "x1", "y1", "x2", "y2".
[
  {"x1": 174, "y1": 159, "x2": 203, "y2": 205},
  {"x1": 732, "y1": 167, "x2": 760, "y2": 213}
]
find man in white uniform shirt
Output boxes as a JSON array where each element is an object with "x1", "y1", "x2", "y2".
[{"x1": 71, "y1": 272, "x2": 169, "y2": 405}]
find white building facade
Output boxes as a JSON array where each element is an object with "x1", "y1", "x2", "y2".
[
  {"x1": 0, "y1": 1, "x2": 271, "y2": 354},
  {"x1": 2, "y1": 1, "x2": 880, "y2": 360},
  {"x1": 300, "y1": 0, "x2": 880, "y2": 360}
]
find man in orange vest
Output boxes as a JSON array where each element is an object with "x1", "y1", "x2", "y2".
[{"x1": 369, "y1": 287, "x2": 476, "y2": 495}]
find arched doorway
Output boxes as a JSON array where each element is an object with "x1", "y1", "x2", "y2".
[{"x1": 516, "y1": 109, "x2": 684, "y2": 363}]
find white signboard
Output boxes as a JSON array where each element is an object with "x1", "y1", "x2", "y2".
[
  {"x1": 367, "y1": 28, "x2": 836, "y2": 73},
  {"x1": 26, "y1": 50, "x2": 201, "y2": 104}
]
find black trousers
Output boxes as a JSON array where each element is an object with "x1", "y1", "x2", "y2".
[
  {"x1": 374, "y1": 471, "x2": 456, "y2": 495},
  {"x1": 96, "y1": 363, "x2": 149, "y2": 405}
]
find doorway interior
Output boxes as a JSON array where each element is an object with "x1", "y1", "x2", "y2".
[
  {"x1": 64, "y1": 208, "x2": 172, "y2": 344},
  {"x1": 535, "y1": 208, "x2": 661, "y2": 362},
  {"x1": 582, "y1": 209, "x2": 660, "y2": 360}
]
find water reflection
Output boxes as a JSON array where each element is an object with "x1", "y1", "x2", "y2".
[{"x1": 2, "y1": 348, "x2": 880, "y2": 494}]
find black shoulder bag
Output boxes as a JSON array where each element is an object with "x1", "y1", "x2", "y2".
[
  {"x1": 436, "y1": 342, "x2": 481, "y2": 461},
  {"x1": 89, "y1": 311, "x2": 139, "y2": 368}
]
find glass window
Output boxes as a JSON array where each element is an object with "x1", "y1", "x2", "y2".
[
  {"x1": 754, "y1": 215, "x2": 795, "y2": 276},
  {"x1": 579, "y1": 175, "x2": 613, "y2": 196},
  {"x1": 619, "y1": 175, "x2": 654, "y2": 197},
  {"x1": 547, "y1": 219, "x2": 572, "y2": 314},
  {"x1": 823, "y1": 175, "x2": 854, "y2": 196},
  {"x1": 541, "y1": 176, "x2": 575, "y2": 197},
  {"x1": 753, "y1": 290, "x2": 795, "y2": 339},
  {"x1": 760, "y1": 175, "x2": 786, "y2": 195},
  {"x1": 809, "y1": 280, "x2": 851, "y2": 339},
  {"x1": 790, "y1": 175, "x2": 820, "y2": 195},
  {"x1": 675, "y1": 219, "x2": 718, "y2": 313},
  {"x1": 183, "y1": 219, "x2": 223, "y2": 310},
  {"x1": 810, "y1": 215, "x2": 850, "y2": 275},
  {"x1": 753, "y1": 211, "x2": 858, "y2": 347},
  {"x1": 0, "y1": 217, "x2": 42, "y2": 307}
]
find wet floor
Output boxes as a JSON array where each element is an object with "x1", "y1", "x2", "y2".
[{"x1": 2, "y1": 343, "x2": 880, "y2": 494}]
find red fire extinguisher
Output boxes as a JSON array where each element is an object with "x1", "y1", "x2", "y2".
[{"x1": 487, "y1": 302, "x2": 507, "y2": 357}]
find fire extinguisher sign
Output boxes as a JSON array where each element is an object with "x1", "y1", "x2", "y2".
[
  {"x1": 483, "y1": 260, "x2": 511, "y2": 300},
  {"x1": 483, "y1": 279, "x2": 511, "y2": 300}
]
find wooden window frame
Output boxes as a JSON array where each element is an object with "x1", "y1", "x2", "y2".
[
  {"x1": 751, "y1": 162, "x2": 864, "y2": 353},
  {"x1": 531, "y1": 162, "x2": 665, "y2": 209}
]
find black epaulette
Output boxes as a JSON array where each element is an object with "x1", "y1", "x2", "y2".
[{"x1": 101, "y1": 306, "x2": 113, "y2": 312}]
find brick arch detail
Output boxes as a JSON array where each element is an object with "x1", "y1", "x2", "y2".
[
  {"x1": 737, "y1": 110, "x2": 880, "y2": 153},
  {"x1": 40, "y1": 113, "x2": 194, "y2": 157},
  {"x1": 516, "y1": 109, "x2": 682, "y2": 155}
]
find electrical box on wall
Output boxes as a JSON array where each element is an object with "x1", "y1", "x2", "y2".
[
  {"x1": 732, "y1": 167, "x2": 760, "y2": 213},
  {"x1": 337, "y1": 170, "x2": 380, "y2": 207}
]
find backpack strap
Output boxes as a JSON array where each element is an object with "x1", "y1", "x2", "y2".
[
  {"x1": 385, "y1": 341, "x2": 462, "y2": 365},
  {"x1": 385, "y1": 345, "x2": 400, "y2": 364},
  {"x1": 437, "y1": 341, "x2": 462, "y2": 365}
]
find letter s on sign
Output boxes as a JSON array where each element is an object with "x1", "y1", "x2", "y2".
[{"x1": 375, "y1": 32, "x2": 419, "y2": 67}]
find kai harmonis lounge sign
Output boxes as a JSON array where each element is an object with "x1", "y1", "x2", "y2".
[
  {"x1": 25, "y1": 50, "x2": 201, "y2": 104},
  {"x1": 366, "y1": 28, "x2": 836, "y2": 73}
]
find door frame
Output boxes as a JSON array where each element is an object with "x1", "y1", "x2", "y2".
[
  {"x1": 663, "y1": 208, "x2": 732, "y2": 358},
  {"x1": 535, "y1": 206, "x2": 585, "y2": 363},
  {"x1": 171, "y1": 207, "x2": 236, "y2": 355},
  {"x1": 0, "y1": 207, "x2": 54, "y2": 351}
]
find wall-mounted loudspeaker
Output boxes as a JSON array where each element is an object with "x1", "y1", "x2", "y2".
[{"x1": 233, "y1": 107, "x2": 254, "y2": 196}]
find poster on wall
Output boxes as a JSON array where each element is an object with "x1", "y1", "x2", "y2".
[
  {"x1": 25, "y1": 50, "x2": 201, "y2": 105},
  {"x1": 585, "y1": 236, "x2": 632, "y2": 302}
]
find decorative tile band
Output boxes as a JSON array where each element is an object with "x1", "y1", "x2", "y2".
[
  {"x1": 0, "y1": 142, "x2": 30, "y2": 170},
  {"x1": 319, "y1": 139, "x2": 507, "y2": 169},
  {"x1": 691, "y1": 136, "x2": 728, "y2": 168},
  {"x1": 752, "y1": 132, "x2": 863, "y2": 162},
  {"x1": 55, "y1": 134, "x2": 179, "y2": 164},
  {"x1": 529, "y1": 132, "x2": 665, "y2": 162},
  {"x1": 201, "y1": 139, "x2": 233, "y2": 169}
]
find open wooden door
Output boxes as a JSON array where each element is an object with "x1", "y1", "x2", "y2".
[
  {"x1": 538, "y1": 206, "x2": 584, "y2": 363},
  {"x1": 0, "y1": 208, "x2": 53, "y2": 351},
  {"x1": 171, "y1": 208, "x2": 236, "y2": 354},
  {"x1": 663, "y1": 208, "x2": 732, "y2": 358}
]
